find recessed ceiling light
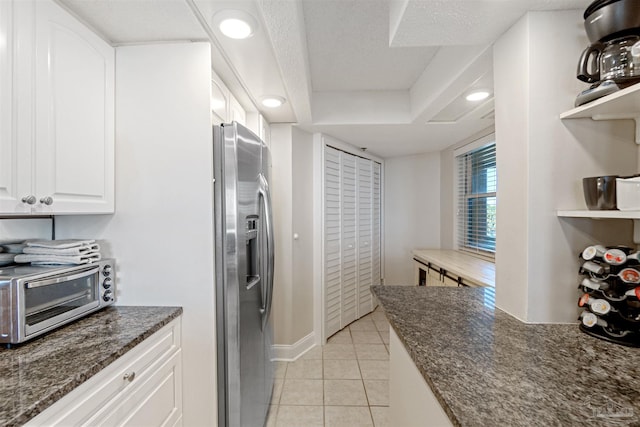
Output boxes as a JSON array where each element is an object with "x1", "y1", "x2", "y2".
[
  {"x1": 261, "y1": 96, "x2": 286, "y2": 108},
  {"x1": 466, "y1": 90, "x2": 490, "y2": 102},
  {"x1": 213, "y1": 10, "x2": 257, "y2": 40}
]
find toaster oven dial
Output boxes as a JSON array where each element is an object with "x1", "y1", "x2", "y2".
[
  {"x1": 103, "y1": 265, "x2": 112, "y2": 276},
  {"x1": 103, "y1": 290, "x2": 113, "y2": 302},
  {"x1": 102, "y1": 277, "x2": 112, "y2": 289}
]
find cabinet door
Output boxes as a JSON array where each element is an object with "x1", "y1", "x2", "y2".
[
  {"x1": 341, "y1": 152, "x2": 357, "y2": 326},
  {"x1": 414, "y1": 262, "x2": 427, "y2": 286},
  {"x1": 26, "y1": 318, "x2": 182, "y2": 427},
  {"x1": 427, "y1": 267, "x2": 441, "y2": 286},
  {"x1": 96, "y1": 351, "x2": 183, "y2": 427},
  {"x1": 372, "y1": 162, "x2": 381, "y2": 288},
  {"x1": 210, "y1": 77, "x2": 228, "y2": 125},
  {"x1": 357, "y1": 157, "x2": 373, "y2": 317},
  {"x1": 324, "y1": 146, "x2": 342, "y2": 338},
  {"x1": 442, "y1": 275, "x2": 459, "y2": 287},
  {"x1": 229, "y1": 93, "x2": 246, "y2": 126},
  {"x1": 33, "y1": 0, "x2": 114, "y2": 214},
  {"x1": 259, "y1": 114, "x2": 270, "y2": 149},
  {"x1": 0, "y1": 0, "x2": 31, "y2": 214}
]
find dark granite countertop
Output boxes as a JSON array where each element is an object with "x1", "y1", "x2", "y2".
[
  {"x1": 372, "y1": 285, "x2": 640, "y2": 427},
  {"x1": 0, "y1": 305, "x2": 182, "y2": 426}
]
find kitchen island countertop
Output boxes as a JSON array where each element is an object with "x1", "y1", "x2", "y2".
[
  {"x1": 372, "y1": 285, "x2": 640, "y2": 427},
  {"x1": 0, "y1": 305, "x2": 182, "y2": 426}
]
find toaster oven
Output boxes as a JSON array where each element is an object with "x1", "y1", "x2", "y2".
[{"x1": 0, "y1": 259, "x2": 115, "y2": 345}]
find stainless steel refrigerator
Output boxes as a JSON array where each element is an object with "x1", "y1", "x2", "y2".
[{"x1": 214, "y1": 122, "x2": 275, "y2": 427}]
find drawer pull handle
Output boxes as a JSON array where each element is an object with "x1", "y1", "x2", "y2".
[
  {"x1": 39, "y1": 196, "x2": 54, "y2": 205},
  {"x1": 22, "y1": 195, "x2": 36, "y2": 205},
  {"x1": 123, "y1": 371, "x2": 136, "y2": 382}
]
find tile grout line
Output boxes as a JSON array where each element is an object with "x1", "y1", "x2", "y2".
[
  {"x1": 274, "y1": 312, "x2": 388, "y2": 427},
  {"x1": 356, "y1": 346, "x2": 376, "y2": 427},
  {"x1": 320, "y1": 350, "x2": 324, "y2": 427}
]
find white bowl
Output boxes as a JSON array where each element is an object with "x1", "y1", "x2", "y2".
[{"x1": 616, "y1": 177, "x2": 640, "y2": 211}]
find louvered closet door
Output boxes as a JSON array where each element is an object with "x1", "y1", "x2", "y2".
[
  {"x1": 357, "y1": 158, "x2": 373, "y2": 317},
  {"x1": 324, "y1": 146, "x2": 342, "y2": 338},
  {"x1": 372, "y1": 162, "x2": 382, "y2": 291},
  {"x1": 340, "y1": 152, "x2": 358, "y2": 326}
]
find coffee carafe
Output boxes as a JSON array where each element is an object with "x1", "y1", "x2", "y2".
[
  {"x1": 578, "y1": 36, "x2": 640, "y2": 84},
  {"x1": 574, "y1": 0, "x2": 640, "y2": 106}
]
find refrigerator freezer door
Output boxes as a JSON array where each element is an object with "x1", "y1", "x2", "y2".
[
  {"x1": 214, "y1": 122, "x2": 272, "y2": 427},
  {"x1": 257, "y1": 173, "x2": 274, "y2": 330}
]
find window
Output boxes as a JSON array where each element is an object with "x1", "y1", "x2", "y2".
[{"x1": 455, "y1": 137, "x2": 497, "y2": 258}]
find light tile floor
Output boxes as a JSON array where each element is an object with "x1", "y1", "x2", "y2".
[{"x1": 267, "y1": 308, "x2": 390, "y2": 427}]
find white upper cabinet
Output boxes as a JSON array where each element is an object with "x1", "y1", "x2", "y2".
[
  {"x1": 33, "y1": 0, "x2": 114, "y2": 214},
  {"x1": 210, "y1": 69, "x2": 247, "y2": 127},
  {"x1": 0, "y1": 1, "x2": 31, "y2": 214},
  {"x1": 210, "y1": 74, "x2": 229, "y2": 125},
  {"x1": 229, "y1": 92, "x2": 246, "y2": 126},
  {"x1": 0, "y1": 0, "x2": 114, "y2": 215},
  {"x1": 259, "y1": 114, "x2": 270, "y2": 148}
]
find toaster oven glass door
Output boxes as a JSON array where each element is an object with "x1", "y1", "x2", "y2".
[{"x1": 22, "y1": 265, "x2": 101, "y2": 337}]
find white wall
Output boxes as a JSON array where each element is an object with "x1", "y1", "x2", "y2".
[
  {"x1": 55, "y1": 42, "x2": 217, "y2": 426},
  {"x1": 384, "y1": 153, "x2": 441, "y2": 285},
  {"x1": 0, "y1": 218, "x2": 52, "y2": 241},
  {"x1": 494, "y1": 11, "x2": 637, "y2": 323},
  {"x1": 270, "y1": 124, "x2": 294, "y2": 347},
  {"x1": 292, "y1": 127, "x2": 315, "y2": 342},
  {"x1": 270, "y1": 124, "x2": 315, "y2": 351}
]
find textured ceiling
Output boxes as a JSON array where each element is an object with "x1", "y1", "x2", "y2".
[
  {"x1": 58, "y1": 0, "x2": 207, "y2": 44},
  {"x1": 299, "y1": 122, "x2": 492, "y2": 158},
  {"x1": 55, "y1": 0, "x2": 595, "y2": 157},
  {"x1": 302, "y1": 0, "x2": 438, "y2": 91},
  {"x1": 390, "y1": 0, "x2": 593, "y2": 47}
]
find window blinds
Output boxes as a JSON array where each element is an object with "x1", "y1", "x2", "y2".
[{"x1": 456, "y1": 142, "x2": 497, "y2": 258}]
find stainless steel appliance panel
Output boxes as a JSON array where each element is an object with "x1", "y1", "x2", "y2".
[
  {"x1": 214, "y1": 122, "x2": 274, "y2": 427},
  {"x1": 0, "y1": 260, "x2": 115, "y2": 344}
]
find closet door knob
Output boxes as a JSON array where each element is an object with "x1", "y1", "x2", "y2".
[
  {"x1": 21, "y1": 195, "x2": 36, "y2": 205},
  {"x1": 40, "y1": 196, "x2": 54, "y2": 205}
]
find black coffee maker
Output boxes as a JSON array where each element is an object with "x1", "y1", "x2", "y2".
[{"x1": 575, "y1": 0, "x2": 640, "y2": 106}]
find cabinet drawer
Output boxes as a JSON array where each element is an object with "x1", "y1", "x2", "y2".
[
  {"x1": 26, "y1": 317, "x2": 181, "y2": 426},
  {"x1": 89, "y1": 350, "x2": 182, "y2": 427}
]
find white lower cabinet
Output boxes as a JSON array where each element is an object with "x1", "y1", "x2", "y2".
[
  {"x1": 427, "y1": 265, "x2": 442, "y2": 287},
  {"x1": 27, "y1": 318, "x2": 182, "y2": 427},
  {"x1": 389, "y1": 327, "x2": 453, "y2": 427},
  {"x1": 413, "y1": 259, "x2": 482, "y2": 288}
]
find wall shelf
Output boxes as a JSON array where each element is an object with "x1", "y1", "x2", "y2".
[
  {"x1": 557, "y1": 210, "x2": 640, "y2": 244},
  {"x1": 559, "y1": 83, "x2": 640, "y2": 143},
  {"x1": 557, "y1": 210, "x2": 640, "y2": 219}
]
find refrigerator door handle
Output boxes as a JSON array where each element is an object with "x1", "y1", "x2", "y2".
[{"x1": 258, "y1": 174, "x2": 275, "y2": 330}]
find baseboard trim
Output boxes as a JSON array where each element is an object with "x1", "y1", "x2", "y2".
[{"x1": 271, "y1": 331, "x2": 316, "y2": 361}]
